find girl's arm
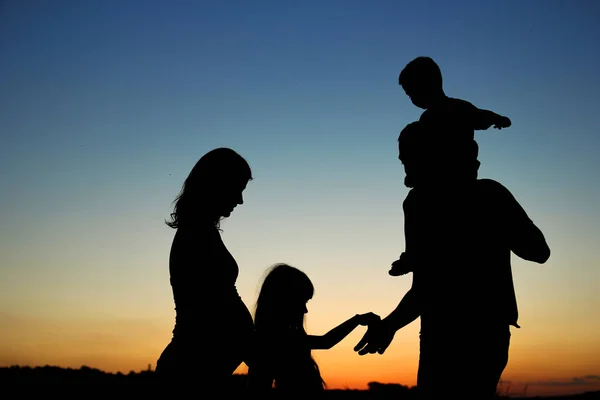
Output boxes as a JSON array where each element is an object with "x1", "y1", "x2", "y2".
[{"x1": 307, "y1": 313, "x2": 380, "y2": 350}]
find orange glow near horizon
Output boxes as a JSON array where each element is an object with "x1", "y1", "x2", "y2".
[{"x1": 1, "y1": 311, "x2": 599, "y2": 397}]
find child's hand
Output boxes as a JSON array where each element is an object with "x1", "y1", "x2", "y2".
[
  {"x1": 356, "y1": 312, "x2": 381, "y2": 326},
  {"x1": 494, "y1": 116, "x2": 511, "y2": 130},
  {"x1": 389, "y1": 252, "x2": 413, "y2": 276}
]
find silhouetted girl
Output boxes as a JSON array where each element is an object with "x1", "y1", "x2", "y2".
[
  {"x1": 155, "y1": 148, "x2": 255, "y2": 393},
  {"x1": 248, "y1": 263, "x2": 380, "y2": 394}
]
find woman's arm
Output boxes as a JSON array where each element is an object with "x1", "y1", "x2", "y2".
[{"x1": 307, "y1": 313, "x2": 380, "y2": 350}]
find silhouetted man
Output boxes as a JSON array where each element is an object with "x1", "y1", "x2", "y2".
[{"x1": 355, "y1": 121, "x2": 550, "y2": 400}]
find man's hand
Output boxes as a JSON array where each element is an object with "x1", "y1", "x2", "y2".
[
  {"x1": 494, "y1": 116, "x2": 511, "y2": 130},
  {"x1": 356, "y1": 312, "x2": 381, "y2": 326},
  {"x1": 353, "y1": 320, "x2": 396, "y2": 355}
]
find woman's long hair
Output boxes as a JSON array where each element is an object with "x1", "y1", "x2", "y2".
[
  {"x1": 253, "y1": 263, "x2": 326, "y2": 391},
  {"x1": 165, "y1": 147, "x2": 252, "y2": 229}
]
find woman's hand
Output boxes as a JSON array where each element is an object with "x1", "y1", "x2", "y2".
[{"x1": 356, "y1": 312, "x2": 381, "y2": 326}]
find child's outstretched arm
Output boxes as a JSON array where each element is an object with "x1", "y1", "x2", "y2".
[
  {"x1": 308, "y1": 312, "x2": 380, "y2": 350},
  {"x1": 471, "y1": 107, "x2": 511, "y2": 131}
]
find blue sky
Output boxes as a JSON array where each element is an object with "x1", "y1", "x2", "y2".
[{"x1": 1, "y1": 0, "x2": 599, "y2": 394}]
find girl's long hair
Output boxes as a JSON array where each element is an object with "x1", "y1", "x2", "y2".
[{"x1": 253, "y1": 263, "x2": 326, "y2": 390}]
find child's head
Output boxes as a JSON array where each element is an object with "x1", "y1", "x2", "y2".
[
  {"x1": 398, "y1": 56, "x2": 444, "y2": 109},
  {"x1": 254, "y1": 263, "x2": 314, "y2": 331}
]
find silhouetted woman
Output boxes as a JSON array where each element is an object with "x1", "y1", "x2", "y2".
[
  {"x1": 248, "y1": 263, "x2": 379, "y2": 395},
  {"x1": 155, "y1": 148, "x2": 255, "y2": 392}
]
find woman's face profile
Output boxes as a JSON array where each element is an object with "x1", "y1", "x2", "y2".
[{"x1": 214, "y1": 177, "x2": 248, "y2": 218}]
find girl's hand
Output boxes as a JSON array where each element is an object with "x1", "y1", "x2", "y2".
[{"x1": 356, "y1": 312, "x2": 381, "y2": 326}]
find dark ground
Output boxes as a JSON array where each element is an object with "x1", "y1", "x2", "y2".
[{"x1": 1, "y1": 366, "x2": 598, "y2": 399}]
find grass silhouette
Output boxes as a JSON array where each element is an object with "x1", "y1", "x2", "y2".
[{"x1": 1, "y1": 365, "x2": 598, "y2": 399}]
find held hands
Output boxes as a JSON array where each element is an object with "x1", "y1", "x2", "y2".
[
  {"x1": 494, "y1": 116, "x2": 512, "y2": 130},
  {"x1": 353, "y1": 318, "x2": 396, "y2": 356},
  {"x1": 356, "y1": 312, "x2": 381, "y2": 326}
]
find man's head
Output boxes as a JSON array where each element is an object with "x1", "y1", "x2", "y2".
[
  {"x1": 398, "y1": 121, "x2": 424, "y2": 188},
  {"x1": 398, "y1": 56, "x2": 444, "y2": 109}
]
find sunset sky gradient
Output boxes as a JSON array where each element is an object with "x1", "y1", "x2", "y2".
[{"x1": 1, "y1": 0, "x2": 599, "y2": 396}]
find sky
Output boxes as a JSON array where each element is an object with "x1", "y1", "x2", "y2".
[{"x1": 1, "y1": 0, "x2": 599, "y2": 396}]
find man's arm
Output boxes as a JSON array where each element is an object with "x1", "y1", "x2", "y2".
[
  {"x1": 503, "y1": 191, "x2": 551, "y2": 264},
  {"x1": 390, "y1": 191, "x2": 417, "y2": 276},
  {"x1": 386, "y1": 192, "x2": 421, "y2": 325},
  {"x1": 381, "y1": 286, "x2": 421, "y2": 331},
  {"x1": 483, "y1": 179, "x2": 551, "y2": 263},
  {"x1": 511, "y1": 222, "x2": 550, "y2": 264},
  {"x1": 354, "y1": 283, "x2": 421, "y2": 355}
]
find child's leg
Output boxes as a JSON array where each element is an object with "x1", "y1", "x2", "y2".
[{"x1": 389, "y1": 252, "x2": 414, "y2": 276}]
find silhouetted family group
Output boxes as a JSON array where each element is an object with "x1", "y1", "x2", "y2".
[{"x1": 154, "y1": 57, "x2": 551, "y2": 399}]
